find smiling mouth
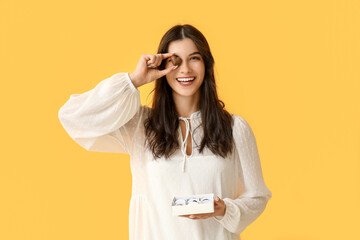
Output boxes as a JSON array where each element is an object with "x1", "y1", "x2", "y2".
[{"x1": 176, "y1": 77, "x2": 196, "y2": 83}]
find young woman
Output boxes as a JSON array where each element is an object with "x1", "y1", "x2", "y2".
[{"x1": 58, "y1": 24, "x2": 272, "y2": 240}]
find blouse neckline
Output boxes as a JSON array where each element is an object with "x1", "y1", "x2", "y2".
[{"x1": 178, "y1": 110, "x2": 201, "y2": 172}]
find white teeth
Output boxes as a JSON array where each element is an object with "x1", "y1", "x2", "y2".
[{"x1": 177, "y1": 78, "x2": 195, "y2": 82}]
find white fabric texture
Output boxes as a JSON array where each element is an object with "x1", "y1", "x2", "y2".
[{"x1": 58, "y1": 72, "x2": 272, "y2": 240}]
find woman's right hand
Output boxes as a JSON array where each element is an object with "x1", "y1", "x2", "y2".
[{"x1": 129, "y1": 53, "x2": 178, "y2": 88}]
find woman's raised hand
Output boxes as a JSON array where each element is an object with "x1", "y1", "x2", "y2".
[{"x1": 129, "y1": 53, "x2": 178, "y2": 88}]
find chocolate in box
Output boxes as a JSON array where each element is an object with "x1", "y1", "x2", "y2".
[{"x1": 172, "y1": 193, "x2": 214, "y2": 216}]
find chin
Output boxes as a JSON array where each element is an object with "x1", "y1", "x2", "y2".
[{"x1": 172, "y1": 88, "x2": 200, "y2": 98}]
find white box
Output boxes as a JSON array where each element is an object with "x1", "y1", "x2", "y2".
[{"x1": 172, "y1": 193, "x2": 214, "y2": 216}]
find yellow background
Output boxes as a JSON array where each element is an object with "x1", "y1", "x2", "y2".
[{"x1": 1, "y1": 0, "x2": 359, "y2": 239}]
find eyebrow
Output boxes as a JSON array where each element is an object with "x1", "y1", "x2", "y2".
[{"x1": 189, "y1": 52, "x2": 201, "y2": 56}]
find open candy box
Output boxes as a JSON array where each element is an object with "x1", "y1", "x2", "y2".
[{"x1": 172, "y1": 193, "x2": 214, "y2": 216}]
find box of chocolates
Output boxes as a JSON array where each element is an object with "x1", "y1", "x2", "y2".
[{"x1": 172, "y1": 193, "x2": 214, "y2": 216}]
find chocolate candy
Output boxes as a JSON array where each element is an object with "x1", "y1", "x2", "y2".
[
  {"x1": 200, "y1": 196, "x2": 211, "y2": 204},
  {"x1": 170, "y1": 55, "x2": 182, "y2": 67},
  {"x1": 186, "y1": 196, "x2": 200, "y2": 205},
  {"x1": 174, "y1": 198, "x2": 186, "y2": 206}
]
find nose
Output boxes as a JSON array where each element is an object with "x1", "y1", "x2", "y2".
[{"x1": 179, "y1": 60, "x2": 191, "y2": 73}]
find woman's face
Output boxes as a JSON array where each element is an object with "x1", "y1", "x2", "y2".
[{"x1": 165, "y1": 38, "x2": 205, "y2": 99}]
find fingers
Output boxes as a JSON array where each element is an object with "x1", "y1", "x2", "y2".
[
  {"x1": 160, "y1": 52, "x2": 176, "y2": 59},
  {"x1": 189, "y1": 214, "x2": 212, "y2": 219},
  {"x1": 146, "y1": 53, "x2": 175, "y2": 68},
  {"x1": 146, "y1": 55, "x2": 157, "y2": 68},
  {"x1": 214, "y1": 196, "x2": 224, "y2": 205},
  {"x1": 154, "y1": 55, "x2": 163, "y2": 66},
  {"x1": 178, "y1": 213, "x2": 214, "y2": 220},
  {"x1": 157, "y1": 65, "x2": 177, "y2": 78}
]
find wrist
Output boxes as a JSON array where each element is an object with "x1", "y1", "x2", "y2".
[
  {"x1": 214, "y1": 204, "x2": 226, "y2": 220},
  {"x1": 129, "y1": 72, "x2": 140, "y2": 89},
  {"x1": 221, "y1": 203, "x2": 226, "y2": 216}
]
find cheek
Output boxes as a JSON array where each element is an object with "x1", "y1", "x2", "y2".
[
  {"x1": 165, "y1": 78, "x2": 175, "y2": 89},
  {"x1": 195, "y1": 62, "x2": 205, "y2": 72},
  {"x1": 165, "y1": 71, "x2": 175, "y2": 81}
]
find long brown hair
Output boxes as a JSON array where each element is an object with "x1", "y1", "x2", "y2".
[{"x1": 144, "y1": 24, "x2": 234, "y2": 160}]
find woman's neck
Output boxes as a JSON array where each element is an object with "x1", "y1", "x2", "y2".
[{"x1": 172, "y1": 91, "x2": 200, "y2": 118}]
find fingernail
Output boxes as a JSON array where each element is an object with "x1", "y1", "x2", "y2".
[
  {"x1": 215, "y1": 196, "x2": 219, "y2": 201},
  {"x1": 189, "y1": 215, "x2": 194, "y2": 218},
  {"x1": 173, "y1": 65, "x2": 178, "y2": 70}
]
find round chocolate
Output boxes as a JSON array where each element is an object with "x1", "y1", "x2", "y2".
[
  {"x1": 174, "y1": 198, "x2": 186, "y2": 206},
  {"x1": 187, "y1": 197, "x2": 200, "y2": 204},
  {"x1": 200, "y1": 197, "x2": 211, "y2": 204},
  {"x1": 170, "y1": 55, "x2": 182, "y2": 67}
]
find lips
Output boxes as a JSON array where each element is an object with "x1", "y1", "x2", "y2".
[{"x1": 176, "y1": 77, "x2": 196, "y2": 86}]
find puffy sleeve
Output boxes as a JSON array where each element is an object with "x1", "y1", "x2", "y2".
[
  {"x1": 214, "y1": 115, "x2": 272, "y2": 234},
  {"x1": 58, "y1": 72, "x2": 145, "y2": 155}
]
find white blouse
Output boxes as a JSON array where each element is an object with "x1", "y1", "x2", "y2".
[{"x1": 58, "y1": 72, "x2": 272, "y2": 240}]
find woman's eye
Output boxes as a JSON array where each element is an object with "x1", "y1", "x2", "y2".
[{"x1": 191, "y1": 56, "x2": 200, "y2": 60}]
